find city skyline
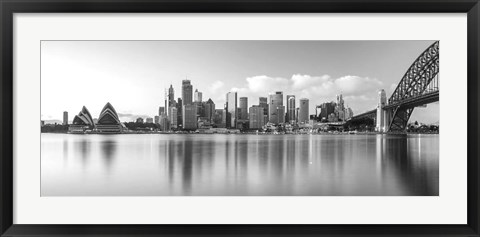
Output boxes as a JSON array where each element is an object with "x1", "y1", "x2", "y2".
[{"x1": 41, "y1": 40, "x2": 438, "y2": 124}]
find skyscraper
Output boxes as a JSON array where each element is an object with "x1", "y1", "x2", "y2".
[
  {"x1": 205, "y1": 99, "x2": 215, "y2": 122},
  {"x1": 213, "y1": 109, "x2": 226, "y2": 128},
  {"x1": 176, "y1": 98, "x2": 183, "y2": 128},
  {"x1": 63, "y1": 111, "x2": 68, "y2": 125},
  {"x1": 376, "y1": 89, "x2": 387, "y2": 132},
  {"x1": 226, "y1": 92, "x2": 237, "y2": 128},
  {"x1": 169, "y1": 107, "x2": 178, "y2": 128},
  {"x1": 286, "y1": 95, "x2": 296, "y2": 124},
  {"x1": 249, "y1": 106, "x2": 264, "y2": 129},
  {"x1": 239, "y1": 97, "x2": 248, "y2": 120},
  {"x1": 320, "y1": 102, "x2": 335, "y2": 121},
  {"x1": 182, "y1": 79, "x2": 193, "y2": 105},
  {"x1": 168, "y1": 84, "x2": 176, "y2": 108},
  {"x1": 336, "y1": 94, "x2": 345, "y2": 121},
  {"x1": 268, "y1": 91, "x2": 283, "y2": 124},
  {"x1": 259, "y1": 97, "x2": 269, "y2": 123},
  {"x1": 158, "y1": 106, "x2": 165, "y2": 116},
  {"x1": 182, "y1": 104, "x2": 197, "y2": 130},
  {"x1": 194, "y1": 89, "x2": 202, "y2": 102},
  {"x1": 298, "y1": 98, "x2": 309, "y2": 124}
]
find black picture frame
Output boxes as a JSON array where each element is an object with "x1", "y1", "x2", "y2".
[{"x1": 1, "y1": 0, "x2": 479, "y2": 236}]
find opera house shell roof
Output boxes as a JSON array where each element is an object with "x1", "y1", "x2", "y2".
[
  {"x1": 72, "y1": 106, "x2": 94, "y2": 126},
  {"x1": 98, "y1": 102, "x2": 121, "y2": 125},
  {"x1": 96, "y1": 102, "x2": 123, "y2": 133}
]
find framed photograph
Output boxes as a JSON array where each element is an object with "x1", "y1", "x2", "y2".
[{"x1": 1, "y1": 0, "x2": 479, "y2": 236}]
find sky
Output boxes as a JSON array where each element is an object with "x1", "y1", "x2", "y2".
[{"x1": 41, "y1": 40, "x2": 439, "y2": 124}]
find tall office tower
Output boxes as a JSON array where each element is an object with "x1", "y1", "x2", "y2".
[
  {"x1": 169, "y1": 107, "x2": 178, "y2": 128},
  {"x1": 226, "y1": 92, "x2": 237, "y2": 128},
  {"x1": 159, "y1": 114, "x2": 170, "y2": 131},
  {"x1": 259, "y1": 97, "x2": 269, "y2": 121},
  {"x1": 345, "y1": 107, "x2": 354, "y2": 120},
  {"x1": 182, "y1": 79, "x2": 193, "y2": 105},
  {"x1": 268, "y1": 91, "x2": 283, "y2": 124},
  {"x1": 154, "y1": 116, "x2": 160, "y2": 124},
  {"x1": 194, "y1": 89, "x2": 203, "y2": 102},
  {"x1": 213, "y1": 109, "x2": 227, "y2": 128},
  {"x1": 286, "y1": 95, "x2": 296, "y2": 124},
  {"x1": 204, "y1": 99, "x2": 216, "y2": 122},
  {"x1": 320, "y1": 102, "x2": 336, "y2": 121},
  {"x1": 176, "y1": 98, "x2": 183, "y2": 128},
  {"x1": 249, "y1": 106, "x2": 264, "y2": 129},
  {"x1": 298, "y1": 98, "x2": 309, "y2": 124},
  {"x1": 182, "y1": 104, "x2": 197, "y2": 130},
  {"x1": 296, "y1": 108, "x2": 300, "y2": 123},
  {"x1": 336, "y1": 94, "x2": 345, "y2": 121},
  {"x1": 168, "y1": 84, "x2": 176, "y2": 107},
  {"x1": 158, "y1": 106, "x2": 165, "y2": 116},
  {"x1": 239, "y1": 97, "x2": 248, "y2": 120},
  {"x1": 376, "y1": 89, "x2": 387, "y2": 132},
  {"x1": 336, "y1": 94, "x2": 344, "y2": 111},
  {"x1": 63, "y1": 111, "x2": 68, "y2": 125},
  {"x1": 277, "y1": 106, "x2": 285, "y2": 124}
]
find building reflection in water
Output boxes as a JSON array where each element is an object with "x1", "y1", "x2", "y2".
[{"x1": 42, "y1": 133, "x2": 439, "y2": 196}]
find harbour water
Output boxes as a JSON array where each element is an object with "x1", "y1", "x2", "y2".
[{"x1": 41, "y1": 133, "x2": 439, "y2": 196}]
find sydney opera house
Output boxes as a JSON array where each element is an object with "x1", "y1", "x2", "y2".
[{"x1": 68, "y1": 102, "x2": 126, "y2": 134}]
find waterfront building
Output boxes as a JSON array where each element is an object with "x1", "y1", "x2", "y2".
[
  {"x1": 320, "y1": 102, "x2": 335, "y2": 122},
  {"x1": 96, "y1": 102, "x2": 123, "y2": 133},
  {"x1": 345, "y1": 107, "x2": 354, "y2": 120},
  {"x1": 154, "y1": 116, "x2": 159, "y2": 124},
  {"x1": 204, "y1": 99, "x2": 215, "y2": 122},
  {"x1": 159, "y1": 114, "x2": 170, "y2": 131},
  {"x1": 168, "y1": 84, "x2": 176, "y2": 108},
  {"x1": 226, "y1": 92, "x2": 237, "y2": 128},
  {"x1": 182, "y1": 104, "x2": 197, "y2": 130},
  {"x1": 182, "y1": 79, "x2": 193, "y2": 105},
  {"x1": 268, "y1": 91, "x2": 283, "y2": 124},
  {"x1": 286, "y1": 95, "x2": 295, "y2": 124},
  {"x1": 93, "y1": 118, "x2": 98, "y2": 124},
  {"x1": 194, "y1": 101, "x2": 205, "y2": 118},
  {"x1": 259, "y1": 97, "x2": 269, "y2": 122},
  {"x1": 249, "y1": 106, "x2": 264, "y2": 129},
  {"x1": 239, "y1": 97, "x2": 248, "y2": 120},
  {"x1": 376, "y1": 89, "x2": 388, "y2": 132},
  {"x1": 63, "y1": 111, "x2": 68, "y2": 125},
  {"x1": 136, "y1": 117, "x2": 144, "y2": 123},
  {"x1": 194, "y1": 89, "x2": 203, "y2": 102},
  {"x1": 158, "y1": 106, "x2": 165, "y2": 116},
  {"x1": 146, "y1": 118, "x2": 154, "y2": 123},
  {"x1": 69, "y1": 106, "x2": 94, "y2": 133},
  {"x1": 277, "y1": 105, "x2": 285, "y2": 124},
  {"x1": 213, "y1": 109, "x2": 226, "y2": 128},
  {"x1": 176, "y1": 98, "x2": 183, "y2": 128},
  {"x1": 335, "y1": 94, "x2": 345, "y2": 121},
  {"x1": 41, "y1": 120, "x2": 45, "y2": 126},
  {"x1": 169, "y1": 106, "x2": 178, "y2": 128},
  {"x1": 298, "y1": 98, "x2": 309, "y2": 124}
]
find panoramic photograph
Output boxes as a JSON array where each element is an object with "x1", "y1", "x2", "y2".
[{"x1": 40, "y1": 40, "x2": 439, "y2": 196}]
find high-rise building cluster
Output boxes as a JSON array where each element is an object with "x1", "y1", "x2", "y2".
[
  {"x1": 314, "y1": 94, "x2": 354, "y2": 123},
  {"x1": 144, "y1": 78, "x2": 335, "y2": 131}
]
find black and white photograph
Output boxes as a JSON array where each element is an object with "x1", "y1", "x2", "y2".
[{"x1": 40, "y1": 40, "x2": 439, "y2": 196}]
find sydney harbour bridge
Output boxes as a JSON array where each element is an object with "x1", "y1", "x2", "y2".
[{"x1": 346, "y1": 41, "x2": 439, "y2": 132}]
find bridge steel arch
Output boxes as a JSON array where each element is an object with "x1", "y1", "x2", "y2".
[{"x1": 387, "y1": 41, "x2": 439, "y2": 132}]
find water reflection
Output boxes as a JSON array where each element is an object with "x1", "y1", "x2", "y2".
[
  {"x1": 100, "y1": 138, "x2": 116, "y2": 169},
  {"x1": 41, "y1": 134, "x2": 439, "y2": 196}
]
